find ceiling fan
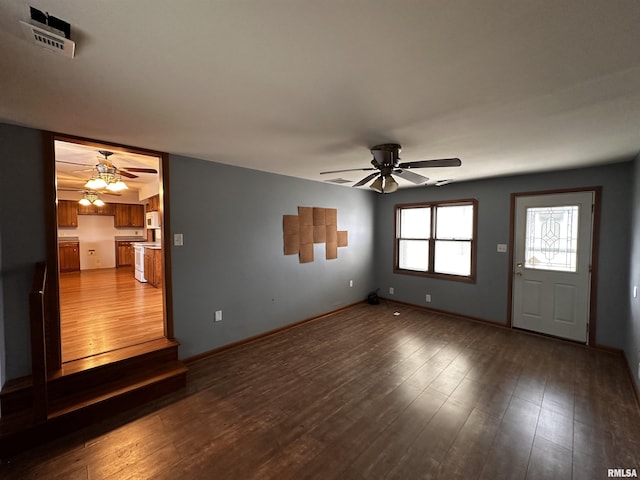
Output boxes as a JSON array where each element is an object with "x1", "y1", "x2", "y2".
[
  {"x1": 56, "y1": 150, "x2": 158, "y2": 179},
  {"x1": 320, "y1": 143, "x2": 461, "y2": 193}
]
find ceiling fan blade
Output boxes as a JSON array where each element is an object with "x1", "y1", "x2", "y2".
[
  {"x1": 56, "y1": 160, "x2": 94, "y2": 167},
  {"x1": 122, "y1": 167, "x2": 158, "y2": 174},
  {"x1": 320, "y1": 167, "x2": 377, "y2": 175},
  {"x1": 353, "y1": 172, "x2": 380, "y2": 187},
  {"x1": 398, "y1": 158, "x2": 462, "y2": 169},
  {"x1": 394, "y1": 169, "x2": 429, "y2": 185},
  {"x1": 116, "y1": 169, "x2": 138, "y2": 179}
]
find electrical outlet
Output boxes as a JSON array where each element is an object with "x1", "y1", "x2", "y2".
[
  {"x1": 425, "y1": 294, "x2": 431, "y2": 302},
  {"x1": 214, "y1": 310, "x2": 222, "y2": 322},
  {"x1": 174, "y1": 233, "x2": 184, "y2": 246},
  {"x1": 389, "y1": 287, "x2": 394, "y2": 295}
]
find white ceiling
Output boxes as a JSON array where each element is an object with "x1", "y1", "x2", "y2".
[{"x1": 2, "y1": 1, "x2": 640, "y2": 190}]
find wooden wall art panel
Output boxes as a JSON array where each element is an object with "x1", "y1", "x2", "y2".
[{"x1": 283, "y1": 207, "x2": 348, "y2": 263}]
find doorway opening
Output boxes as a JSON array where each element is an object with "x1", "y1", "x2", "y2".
[{"x1": 53, "y1": 137, "x2": 168, "y2": 364}]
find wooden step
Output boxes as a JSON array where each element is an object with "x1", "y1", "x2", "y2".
[
  {"x1": 1, "y1": 338, "x2": 180, "y2": 415},
  {"x1": 0, "y1": 339, "x2": 187, "y2": 459}
]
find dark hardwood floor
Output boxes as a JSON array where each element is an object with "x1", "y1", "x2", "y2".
[
  {"x1": 2, "y1": 302, "x2": 639, "y2": 479},
  {"x1": 59, "y1": 267, "x2": 165, "y2": 363}
]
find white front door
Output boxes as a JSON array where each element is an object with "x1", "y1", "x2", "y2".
[{"x1": 512, "y1": 191, "x2": 594, "y2": 342}]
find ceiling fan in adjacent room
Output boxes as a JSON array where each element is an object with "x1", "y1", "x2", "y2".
[
  {"x1": 320, "y1": 143, "x2": 461, "y2": 193},
  {"x1": 56, "y1": 149, "x2": 158, "y2": 191},
  {"x1": 56, "y1": 188, "x2": 120, "y2": 206}
]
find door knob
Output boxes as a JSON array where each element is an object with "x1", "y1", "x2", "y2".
[{"x1": 516, "y1": 262, "x2": 523, "y2": 267}]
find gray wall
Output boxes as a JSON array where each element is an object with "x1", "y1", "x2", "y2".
[
  {"x1": 374, "y1": 162, "x2": 632, "y2": 348},
  {"x1": 627, "y1": 155, "x2": 640, "y2": 392},
  {"x1": 169, "y1": 155, "x2": 376, "y2": 359},
  {"x1": 0, "y1": 124, "x2": 47, "y2": 380}
]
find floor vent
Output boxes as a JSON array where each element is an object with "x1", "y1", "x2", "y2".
[{"x1": 20, "y1": 20, "x2": 75, "y2": 58}]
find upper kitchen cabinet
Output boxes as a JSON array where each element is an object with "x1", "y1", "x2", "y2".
[
  {"x1": 57, "y1": 200, "x2": 78, "y2": 227},
  {"x1": 114, "y1": 204, "x2": 145, "y2": 228},
  {"x1": 147, "y1": 195, "x2": 160, "y2": 212},
  {"x1": 78, "y1": 202, "x2": 115, "y2": 216}
]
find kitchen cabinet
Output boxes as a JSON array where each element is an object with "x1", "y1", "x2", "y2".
[
  {"x1": 78, "y1": 202, "x2": 114, "y2": 216},
  {"x1": 143, "y1": 247, "x2": 163, "y2": 288},
  {"x1": 147, "y1": 195, "x2": 160, "y2": 212},
  {"x1": 57, "y1": 200, "x2": 78, "y2": 227},
  {"x1": 153, "y1": 249, "x2": 163, "y2": 287},
  {"x1": 58, "y1": 242, "x2": 80, "y2": 272},
  {"x1": 116, "y1": 241, "x2": 134, "y2": 267},
  {"x1": 114, "y1": 204, "x2": 145, "y2": 228}
]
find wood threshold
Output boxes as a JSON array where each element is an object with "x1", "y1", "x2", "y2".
[{"x1": 55, "y1": 338, "x2": 179, "y2": 378}]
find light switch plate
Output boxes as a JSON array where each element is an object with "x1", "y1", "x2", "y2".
[{"x1": 174, "y1": 233, "x2": 184, "y2": 246}]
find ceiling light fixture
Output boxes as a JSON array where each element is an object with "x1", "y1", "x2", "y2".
[
  {"x1": 84, "y1": 164, "x2": 128, "y2": 191},
  {"x1": 78, "y1": 191, "x2": 105, "y2": 206},
  {"x1": 369, "y1": 174, "x2": 398, "y2": 194}
]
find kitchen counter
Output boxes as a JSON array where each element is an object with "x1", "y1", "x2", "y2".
[
  {"x1": 58, "y1": 236, "x2": 79, "y2": 243},
  {"x1": 115, "y1": 236, "x2": 146, "y2": 242},
  {"x1": 133, "y1": 242, "x2": 162, "y2": 250}
]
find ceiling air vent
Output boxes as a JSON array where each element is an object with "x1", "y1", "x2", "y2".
[
  {"x1": 324, "y1": 178, "x2": 353, "y2": 184},
  {"x1": 19, "y1": 6, "x2": 75, "y2": 58}
]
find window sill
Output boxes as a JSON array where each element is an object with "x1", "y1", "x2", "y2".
[{"x1": 393, "y1": 268, "x2": 476, "y2": 284}]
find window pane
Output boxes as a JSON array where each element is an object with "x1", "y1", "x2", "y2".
[
  {"x1": 434, "y1": 240, "x2": 471, "y2": 275},
  {"x1": 436, "y1": 205, "x2": 473, "y2": 239},
  {"x1": 399, "y1": 239, "x2": 429, "y2": 271},
  {"x1": 525, "y1": 205, "x2": 578, "y2": 272},
  {"x1": 400, "y1": 208, "x2": 430, "y2": 238}
]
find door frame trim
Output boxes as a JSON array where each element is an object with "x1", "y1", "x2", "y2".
[
  {"x1": 506, "y1": 186, "x2": 602, "y2": 345},
  {"x1": 43, "y1": 132, "x2": 174, "y2": 371}
]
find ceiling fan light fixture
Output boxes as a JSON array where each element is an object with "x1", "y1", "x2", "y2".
[
  {"x1": 107, "y1": 178, "x2": 128, "y2": 191},
  {"x1": 78, "y1": 191, "x2": 105, "y2": 206},
  {"x1": 370, "y1": 176, "x2": 383, "y2": 193},
  {"x1": 85, "y1": 162, "x2": 128, "y2": 191},
  {"x1": 384, "y1": 175, "x2": 399, "y2": 193},
  {"x1": 92, "y1": 177, "x2": 108, "y2": 190}
]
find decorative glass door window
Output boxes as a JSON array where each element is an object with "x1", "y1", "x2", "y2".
[{"x1": 524, "y1": 205, "x2": 579, "y2": 272}]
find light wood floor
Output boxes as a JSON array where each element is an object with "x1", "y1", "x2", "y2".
[
  {"x1": 59, "y1": 267, "x2": 165, "y2": 363},
  {"x1": 3, "y1": 302, "x2": 639, "y2": 479}
]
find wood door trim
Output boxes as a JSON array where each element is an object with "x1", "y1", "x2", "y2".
[
  {"x1": 506, "y1": 186, "x2": 602, "y2": 346},
  {"x1": 44, "y1": 133, "x2": 176, "y2": 366}
]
